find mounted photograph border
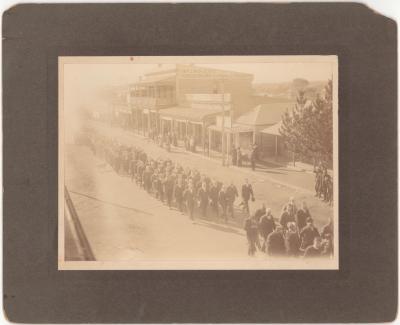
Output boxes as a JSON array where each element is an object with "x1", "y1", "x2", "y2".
[
  {"x1": 3, "y1": 3, "x2": 397, "y2": 323},
  {"x1": 58, "y1": 55, "x2": 339, "y2": 271}
]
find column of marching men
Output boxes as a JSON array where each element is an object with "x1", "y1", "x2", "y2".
[{"x1": 86, "y1": 131, "x2": 334, "y2": 259}]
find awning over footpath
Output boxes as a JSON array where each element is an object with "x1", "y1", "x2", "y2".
[
  {"x1": 114, "y1": 104, "x2": 131, "y2": 114},
  {"x1": 261, "y1": 121, "x2": 283, "y2": 136},
  {"x1": 208, "y1": 124, "x2": 254, "y2": 133},
  {"x1": 158, "y1": 106, "x2": 223, "y2": 123},
  {"x1": 235, "y1": 102, "x2": 293, "y2": 126},
  {"x1": 135, "y1": 74, "x2": 176, "y2": 85}
]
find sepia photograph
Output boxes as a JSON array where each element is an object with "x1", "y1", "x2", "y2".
[
  {"x1": 4, "y1": 2, "x2": 397, "y2": 322},
  {"x1": 58, "y1": 56, "x2": 338, "y2": 270}
]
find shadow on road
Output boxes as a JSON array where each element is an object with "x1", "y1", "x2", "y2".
[
  {"x1": 194, "y1": 220, "x2": 245, "y2": 237},
  {"x1": 255, "y1": 168, "x2": 285, "y2": 175},
  {"x1": 69, "y1": 189, "x2": 153, "y2": 216}
]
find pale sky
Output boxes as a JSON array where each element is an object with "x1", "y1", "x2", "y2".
[
  {"x1": 63, "y1": 60, "x2": 334, "y2": 115},
  {"x1": 63, "y1": 59, "x2": 334, "y2": 140},
  {"x1": 64, "y1": 61, "x2": 333, "y2": 89}
]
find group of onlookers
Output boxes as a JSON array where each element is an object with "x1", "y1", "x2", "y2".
[
  {"x1": 314, "y1": 164, "x2": 333, "y2": 205},
  {"x1": 230, "y1": 144, "x2": 258, "y2": 171},
  {"x1": 148, "y1": 129, "x2": 201, "y2": 154},
  {"x1": 148, "y1": 127, "x2": 260, "y2": 171}
]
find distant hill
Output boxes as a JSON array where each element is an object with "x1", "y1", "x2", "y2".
[{"x1": 253, "y1": 79, "x2": 327, "y2": 101}]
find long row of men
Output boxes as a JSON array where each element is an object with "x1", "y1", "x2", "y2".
[
  {"x1": 85, "y1": 130, "x2": 334, "y2": 259},
  {"x1": 88, "y1": 132, "x2": 255, "y2": 222}
]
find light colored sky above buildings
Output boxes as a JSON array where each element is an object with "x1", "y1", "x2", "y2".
[
  {"x1": 64, "y1": 61, "x2": 333, "y2": 89},
  {"x1": 63, "y1": 59, "x2": 334, "y2": 116},
  {"x1": 63, "y1": 58, "x2": 334, "y2": 138}
]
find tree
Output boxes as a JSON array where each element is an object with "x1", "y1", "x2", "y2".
[{"x1": 280, "y1": 80, "x2": 333, "y2": 166}]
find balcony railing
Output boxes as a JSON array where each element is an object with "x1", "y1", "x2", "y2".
[
  {"x1": 156, "y1": 97, "x2": 176, "y2": 106},
  {"x1": 129, "y1": 96, "x2": 175, "y2": 109}
]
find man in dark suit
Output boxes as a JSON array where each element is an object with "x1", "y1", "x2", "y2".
[
  {"x1": 231, "y1": 147, "x2": 237, "y2": 166},
  {"x1": 197, "y1": 182, "x2": 209, "y2": 218},
  {"x1": 237, "y1": 147, "x2": 242, "y2": 167},
  {"x1": 250, "y1": 144, "x2": 258, "y2": 171},
  {"x1": 218, "y1": 185, "x2": 228, "y2": 221},
  {"x1": 151, "y1": 170, "x2": 160, "y2": 199},
  {"x1": 321, "y1": 217, "x2": 334, "y2": 257},
  {"x1": 183, "y1": 184, "x2": 196, "y2": 220},
  {"x1": 299, "y1": 217, "x2": 320, "y2": 250},
  {"x1": 163, "y1": 171, "x2": 175, "y2": 208},
  {"x1": 321, "y1": 217, "x2": 333, "y2": 239},
  {"x1": 253, "y1": 203, "x2": 266, "y2": 223},
  {"x1": 296, "y1": 201, "x2": 311, "y2": 232},
  {"x1": 279, "y1": 205, "x2": 294, "y2": 230},
  {"x1": 142, "y1": 165, "x2": 152, "y2": 193},
  {"x1": 244, "y1": 215, "x2": 260, "y2": 256},
  {"x1": 266, "y1": 226, "x2": 286, "y2": 257},
  {"x1": 174, "y1": 177, "x2": 184, "y2": 212},
  {"x1": 285, "y1": 222, "x2": 301, "y2": 257},
  {"x1": 259, "y1": 209, "x2": 275, "y2": 252},
  {"x1": 157, "y1": 172, "x2": 165, "y2": 202},
  {"x1": 208, "y1": 181, "x2": 219, "y2": 218},
  {"x1": 226, "y1": 181, "x2": 238, "y2": 218},
  {"x1": 136, "y1": 161, "x2": 144, "y2": 187},
  {"x1": 303, "y1": 236, "x2": 323, "y2": 258},
  {"x1": 129, "y1": 158, "x2": 137, "y2": 182},
  {"x1": 241, "y1": 178, "x2": 254, "y2": 215}
]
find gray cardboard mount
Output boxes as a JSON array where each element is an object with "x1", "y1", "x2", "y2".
[{"x1": 2, "y1": 3, "x2": 397, "y2": 323}]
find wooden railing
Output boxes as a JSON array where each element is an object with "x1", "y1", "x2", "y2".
[{"x1": 130, "y1": 96, "x2": 175, "y2": 109}]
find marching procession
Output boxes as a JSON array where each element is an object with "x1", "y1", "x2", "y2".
[{"x1": 84, "y1": 129, "x2": 334, "y2": 260}]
